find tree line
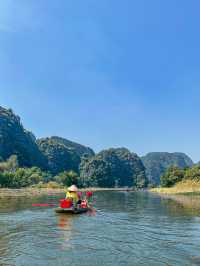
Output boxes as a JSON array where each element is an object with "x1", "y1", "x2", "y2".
[
  {"x1": 0, "y1": 147, "x2": 148, "y2": 189},
  {"x1": 0, "y1": 155, "x2": 79, "y2": 188},
  {"x1": 160, "y1": 165, "x2": 200, "y2": 187}
]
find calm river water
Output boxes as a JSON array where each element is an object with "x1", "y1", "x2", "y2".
[{"x1": 0, "y1": 191, "x2": 200, "y2": 266}]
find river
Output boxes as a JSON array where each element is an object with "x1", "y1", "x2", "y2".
[{"x1": 0, "y1": 191, "x2": 200, "y2": 266}]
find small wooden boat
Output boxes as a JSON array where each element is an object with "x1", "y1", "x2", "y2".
[{"x1": 55, "y1": 207, "x2": 89, "y2": 214}]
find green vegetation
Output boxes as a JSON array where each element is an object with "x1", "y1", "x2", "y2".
[
  {"x1": 37, "y1": 137, "x2": 81, "y2": 174},
  {"x1": 0, "y1": 149, "x2": 147, "y2": 189},
  {"x1": 160, "y1": 166, "x2": 185, "y2": 187},
  {"x1": 37, "y1": 137, "x2": 94, "y2": 175},
  {"x1": 0, "y1": 106, "x2": 149, "y2": 189},
  {"x1": 0, "y1": 156, "x2": 51, "y2": 188},
  {"x1": 0, "y1": 106, "x2": 94, "y2": 175},
  {"x1": 0, "y1": 107, "x2": 47, "y2": 169},
  {"x1": 142, "y1": 152, "x2": 193, "y2": 186},
  {"x1": 0, "y1": 155, "x2": 81, "y2": 189},
  {"x1": 160, "y1": 164, "x2": 200, "y2": 188},
  {"x1": 151, "y1": 165, "x2": 200, "y2": 194},
  {"x1": 34, "y1": 181, "x2": 64, "y2": 189},
  {"x1": 79, "y1": 148, "x2": 148, "y2": 188},
  {"x1": 2, "y1": 105, "x2": 197, "y2": 191},
  {"x1": 42, "y1": 136, "x2": 95, "y2": 158},
  {"x1": 55, "y1": 170, "x2": 79, "y2": 187}
]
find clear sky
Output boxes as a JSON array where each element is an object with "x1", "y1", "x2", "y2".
[{"x1": 0, "y1": 0, "x2": 200, "y2": 162}]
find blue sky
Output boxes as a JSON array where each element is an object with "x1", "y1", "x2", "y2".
[{"x1": 0, "y1": 0, "x2": 200, "y2": 161}]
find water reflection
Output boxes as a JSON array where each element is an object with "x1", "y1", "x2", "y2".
[
  {"x1": 95, "y1": 191, "x2": 146, "y2": 211},
  {"x1": 96, "y1": 191, "x2": 200, "y2": 218},
  {"x1": 57, "y1": 214, "x2": 73, "y2": 250},
  {"x1": 88, "y1": 206, "x2": 97, "y2": 216},
  {"x1": 57, "y1": 214, "x2": 73, "y2": 230},
  {"x1": 160, "y1": 194, "x2": 200, "y2": 217}
]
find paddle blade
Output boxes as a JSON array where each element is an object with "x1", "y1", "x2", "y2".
[{"x1": 32, "y1": 203, "x2": 56, "y2": 207}]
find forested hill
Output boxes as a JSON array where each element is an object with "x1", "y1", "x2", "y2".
[
  {"x1": 37, "y1": 137, "x2": 94, "y2": 175},
  {"x1": 0, "y1": 106, "x2": 94, "y2": 174},
  {"x1": 0, "y1": 106, "x2": 47, "y2": 169},
  {"x1": 47, "y1": 136, "x2": 94, "y2": 157},
  {"x1": 80, "y1": 148, "x2": 148, "y2": 188},
  {"x1": 141, "y1": 152, "x2": 194, "y2": 185},
  {"x1": 0, "y1": 106, "x2": 195, "y2": 189}
]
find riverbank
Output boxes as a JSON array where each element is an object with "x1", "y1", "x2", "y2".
[
  {"x1": 0, "y1": 187, "x2": 134, "y2": 198},
  {"x1": 150, "y1": 180, "x2": 200, "y2": 195}
]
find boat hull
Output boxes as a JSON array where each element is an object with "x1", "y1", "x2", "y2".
[{"x1": 55, "y1": 207, "x2": 89, "y2": 214}]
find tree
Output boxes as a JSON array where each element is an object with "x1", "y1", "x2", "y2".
[
  {"x1": 0, "y1": 172, "x2": 15, "y2": 187},
  {"x1": 160, "y1": 166, "x2": 184, "y2": 187},
  {"x1": 0, "y1": 156, "x2": 51, "y2": 188},
  {"x1": 184, "y1": 165, "x2": 200, "y2": 181},
  {"x1": 55, "y1": 170, "x2": 79, "y2": 187},
  {"x1": 0, "y1": 155, "x2": 18, "y2": 172}
]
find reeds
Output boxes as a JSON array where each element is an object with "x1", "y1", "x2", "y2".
[{"x1": 151, "y1": 180, "x2": 200, "y2": 194}]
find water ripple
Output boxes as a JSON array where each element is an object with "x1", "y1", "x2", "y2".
[{"x1": 0, "y1": 192, "x2": 200, "y2": 266}]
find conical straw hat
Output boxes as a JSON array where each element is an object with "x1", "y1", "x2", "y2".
[{"x1": 68, "y1": 185, "x2": 78, "y2": 192}]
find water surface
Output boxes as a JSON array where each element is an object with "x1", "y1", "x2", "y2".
[{"x1": 0, "y1": 191, "x2": 200, "y2": 266}]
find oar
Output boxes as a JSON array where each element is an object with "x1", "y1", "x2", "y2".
[{"x1": 32, "y1": 203, "x2": 57, "y2": 207}]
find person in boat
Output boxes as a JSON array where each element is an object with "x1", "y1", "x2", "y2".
[
  {"x1": 85, "y1": 191, "x2": 93, "y2": 207},
  {"x1": 66, "y1": 185, "x2": 81, "y2": 208},
  {"x1": 86, "y1": 191, "x2": 93, "y2": 199}
]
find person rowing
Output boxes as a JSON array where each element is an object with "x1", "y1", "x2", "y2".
[
  {"x1": 65, "y1": 185, "x2": 81, "y2": 208},
  {"x1": 56, "y1": 185, "x2": 94, "y2": 214},
  {"x1": 65, "y1": 185, "x2": 93, "y2": 208}
]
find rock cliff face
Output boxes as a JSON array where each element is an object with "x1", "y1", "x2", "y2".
[
  {"x1": 0, "y1": 106, "x2": 47, "y2": 169},
  {"x1": 80, "y1": 148, "x2": 148, "y2": 188},
  {"x1": 141, "y1": 152, "x2": 193, "y2": 185}
]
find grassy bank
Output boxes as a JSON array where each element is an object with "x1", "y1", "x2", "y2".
[
  {"x1": 150, "y1": 180, "x2": 200, "y2": 195},
  {"x1": 0, "y1": 187, "x2": 134, "y2": 198},
  {"x1": 0, "y1": 188, "x2": 65, "y2": 198}
]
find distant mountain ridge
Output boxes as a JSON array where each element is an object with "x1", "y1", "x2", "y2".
[
  {"x1": 141, "y1": 152, "x2": 194, "y2": 185},
  {"x1": 0, "y1": 106, "x2": 195, "y2": 188}
]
